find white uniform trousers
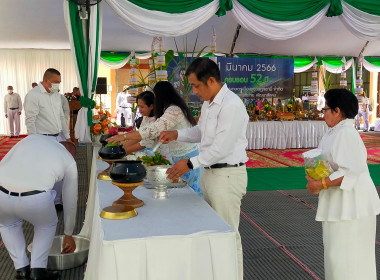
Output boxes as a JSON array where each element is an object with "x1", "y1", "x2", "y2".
[
  {"x1": 0, "y1": 190, "x2": 58, "y2": 269},
  {"x1": 322, "y1": 215, "x2": 377, "y2": 280},
  {"x1": 356, "y1": 111, "x2": 369, "y2": 131},
  {"x1": 201, "y1": 165, "x2": 247, "y2": 280},
  {"x1": 7, "y1": 108, "x2": 20, "y2": 137},
  {"x1": 117, "y1": 107, "x2": 132, "y2": 126}
]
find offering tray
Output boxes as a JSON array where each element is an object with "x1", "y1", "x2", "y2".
[
  {"x1": 143, "y1": 178, "x2": 187, "y2": 189},
  {"x1": 100, "y1": 205, "x2": 137, "y2": 220}
]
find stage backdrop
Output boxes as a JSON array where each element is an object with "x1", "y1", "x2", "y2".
[
  {"x1": 167, "y1": 56, "x2": 294, "y2": 101},
  {"x1": 218, "y1": 57, "x2": 294, "y2": 99}
]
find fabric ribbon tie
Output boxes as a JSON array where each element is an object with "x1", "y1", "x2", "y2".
[
  {"x1": 216, "y1": 0, "x2": 233, "y2": 17},
  {"x1": 79, "y1": 96, "x2": 96, "y2": 126},
  {"x1": 326, "y1": 0, "x2": 343, "y2": 17}
]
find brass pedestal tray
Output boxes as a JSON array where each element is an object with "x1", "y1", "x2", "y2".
[
  {"x1": 100, "y1": 205, "x2": 137, "y2": 220},
  {"x1": 111, "y1": 181, "x2": 144, "y2": 208},
  {"x1": 97, "y1": 159, "x2": 121, "y2": 180}
]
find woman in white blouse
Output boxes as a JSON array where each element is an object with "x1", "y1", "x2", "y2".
[
  {"x1": 306, "y1": 88, "x2": 380, "y2": 280},
  {"x1": 108, "y1": 81, "x2": 202, "y2": 195},
  {"x1": 122, "y1": 91, "x2": 156, "y2": 154}
]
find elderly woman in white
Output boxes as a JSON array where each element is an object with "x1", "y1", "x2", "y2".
[{"x1": 306, "y1": 88, "x2": 380, "y2": 280}]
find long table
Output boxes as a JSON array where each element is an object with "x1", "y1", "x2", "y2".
[
  {"x1": 246, "y1": 120, "x2": 328, "y2": 149},
  {"x1": 80, "y1": 148, "x2": 238, "y2": 280}
]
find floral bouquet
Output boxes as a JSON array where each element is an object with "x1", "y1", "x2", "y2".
[
  {"x1": 64, "y1": 91, "x2": 81, "y2": 101},
  {"x1": 91, "y1": 109, "x2": 112, "y2": 135},
  {"x1": 302, "y1": 148, "x2": 333, "y2": 180}
]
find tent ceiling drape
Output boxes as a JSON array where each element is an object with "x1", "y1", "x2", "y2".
[{"x1": 0, "y1": 0, "x2": 380, "y2": 57}]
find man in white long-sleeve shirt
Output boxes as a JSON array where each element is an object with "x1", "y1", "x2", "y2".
[
  {"x1": 4, "y1": 85, "x2": 23, "y2": 138},
  {"x1": 160, "y1": 58, "x2": 248, "y2": 280},
  {"x1": 0, "y1": 135, "x2": 78, "y2": 280},
  {"x1": 24, "y1": 68, "x2": 71, "y2": 142}
]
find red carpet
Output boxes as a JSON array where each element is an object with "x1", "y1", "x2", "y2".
[
  {"x1": 0, "y1": 135, "x2": 26, "y2": 161},
  {"x1": 247, "y1": 133, "x2": 380, "y2": 168}
]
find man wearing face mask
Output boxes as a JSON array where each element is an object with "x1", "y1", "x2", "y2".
[
  {"x1": 4, "y1": 85, "x2": 22, "y2": 138},
  {"x1": 24, "y1": 68, "x2": 71, "y2": 143}
]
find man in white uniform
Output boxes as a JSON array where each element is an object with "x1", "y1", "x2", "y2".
[
  {"x1": 115, "y1": 86, "x2": 132, "y2": 126},
  {"x1": 160, "y1": 58, "x2": 248, "y2": 280},
  {"x1": 25, "y1": 68, "x2": 72, "y2": 208},
  {"x1": 356, "y1": 93, "x2": 370, "y2": 132},
  {"x1": 4, "y1": 85, "x2": 23, "y2": 138},
  {"x1": 0, "y1": 135, "x2": 78, "y2": 280},
  {"x1": 24, "y1": 68, "x2": 71, "y2": 142}
]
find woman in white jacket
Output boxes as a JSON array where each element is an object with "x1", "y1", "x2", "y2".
[{"x1": 306, "y1": 88, "x2": 380, "y2": 280}]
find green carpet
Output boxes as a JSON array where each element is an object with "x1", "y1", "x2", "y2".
[{"x1": 247, "y1": 164, "x2": 380, "y2": 191}]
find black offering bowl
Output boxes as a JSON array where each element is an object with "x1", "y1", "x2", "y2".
[
  {"x1": 98, "y1": 144, "x2": 126, "y2": 160},
  {"x1": 109, "y1": 160, "x2": 147, "y2": 208},
  {"x1": 109, "y1": 160, "x2": 146, "y2": 183},
  {"x1": 99, "y1": 134, "x2": 113, "y2": 146}
]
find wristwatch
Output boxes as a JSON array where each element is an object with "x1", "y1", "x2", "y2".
[{"x1": 187, "y1": 159, "x2": 193, "y2": 169}]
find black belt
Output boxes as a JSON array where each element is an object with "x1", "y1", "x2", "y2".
[
  {"x1": 42, "y1": 133, "x2": 59, "y2": 137},
  {"x1": 9, "y1": 107, "x2": 19, "y2": 110},
  {"x1": 120, "y1": 106, "x2": 130, "y2": 109},
  {"x1": 205, "y1": 162, "x2": 245, "y2": 169},
  {"x1": 0, "y1": 186, "x2": 45, "y2": 197}
]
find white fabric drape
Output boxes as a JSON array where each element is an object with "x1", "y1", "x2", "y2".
[
  {"x1": 294, "y1": 57, "x2": 318, "y2": 73},
  {"x1": 340, "y1": 2, "x2": 380, "y2": 41},
  {"x1": 105, "y1": 0, "x2": 218, "y2": 36},
  {"x1": 323, "y1": 57, "x2": 354, "y2": 73},
  {"x1": 231, "y1": 0, "x2": 329, "y2": 40},
  {"x1": 0, "y1": 49, "x2": 78, "y2": 135}
]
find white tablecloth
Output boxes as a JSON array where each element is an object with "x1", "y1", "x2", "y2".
[
  {"x1": 80, "y1": 148, "x2": 238, "y2": 280},
  {"x1": 246, "y1": 121, "x2": 328, "y2": 149}
]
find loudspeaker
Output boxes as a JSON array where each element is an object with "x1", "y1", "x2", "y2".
[{"x1": 96, "y1": 77, "x2": 107, "y2": 94}]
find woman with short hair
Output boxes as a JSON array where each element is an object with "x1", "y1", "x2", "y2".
[{"x1": 306, "y1": 88, "x2": 380, "y2": 280}]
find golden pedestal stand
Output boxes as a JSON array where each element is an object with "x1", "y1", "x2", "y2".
[
  {"x1": 111, "y1": 181, "x2": 144, "y2": 208},
  {"x1": 100, "y1": 205, "x2": 137, "y2": 220},
  {"x1": 97, "y1": 159, "x2": 120, "y2": 180}
]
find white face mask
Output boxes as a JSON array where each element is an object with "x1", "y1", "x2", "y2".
[
  {"x1": 7, "y1": 90, "x2": 13, "y2": 94},
  {"x1": 49, "y1": 82, "x2": 60, "y2": 93}
]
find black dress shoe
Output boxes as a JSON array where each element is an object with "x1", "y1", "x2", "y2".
[
  {"x1": 30, "y1": 268, "x2": 60, "y2": 280},
  {"x1": 10, "y1": 136, "x2": 14, "y2": 138},
  {"x1": 55, "y1": 204, "x2": 63, "y2": 211},
  {"x1": 15, "y1": 265, "x2": 30, "y2": 280}
]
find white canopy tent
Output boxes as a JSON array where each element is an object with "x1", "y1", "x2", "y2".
[
  {"x1": 1, "y1": 0, "x2": 379, "y2": 56},
  {"x1": 0, "y1": 0, "x2": 379, "y2": 135}
]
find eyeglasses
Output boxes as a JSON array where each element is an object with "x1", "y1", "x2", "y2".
[{"x1": 321, "y1": 107, "x2": 332, "y2": 113}]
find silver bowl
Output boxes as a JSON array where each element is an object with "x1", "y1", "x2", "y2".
[
  {"x1": 145, "y1": 165, "x2": 175, "y2": 186},
  {"x1": 27, "y1": 235, "x2": 89, "y2": 270}
]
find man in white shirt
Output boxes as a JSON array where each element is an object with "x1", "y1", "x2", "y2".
[
  {"x1": 115, "y1": 86, "x2": 132, "y2": 126},
  {"x1": 159, "y1": 58, "x2": 248, "y2": 280},
  {"x1": 24, "y1": 68, "x2": 71, "y2": 142},
  {"x1": 0, "y1": 135, "x2": 78, "y2": 280},
  {"x1": 356, "y1": 93, "x2": 370, "y2": 132},
  {"x1": 4, "y1": 85, "x2": 23, "y2": 138}
]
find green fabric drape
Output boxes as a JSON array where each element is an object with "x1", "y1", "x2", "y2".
[
  {"x1": 345, "y1": 0, "x2": 380, "y2": 16},
  {"x1": 365, "y1": 57, "x2": 380, "y2": 67},
  {"x1": 127, "y1": 0, "x2": 212, "y2": 13},
  {"x1": 91, "y1": 6, "x2": 100, "y2": 92},
  {"x1": 68, "y1": 2, "x2": 96, "y2": 126},
  {"x1": 236, "y1": 0, "x2": 329, "y2": 21},
  {"x1": 326, "y1": 0, "x2": 343, "y2": 17},
  {"x1": 294, "y1": 57, "x2": 315, "y2": 68},
  {"x1": 216, "y1": 0, "x2": 233, "y2": 16},
  {"x1": 101, "y1": 51, "x2": 130, "y2": 62}
]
